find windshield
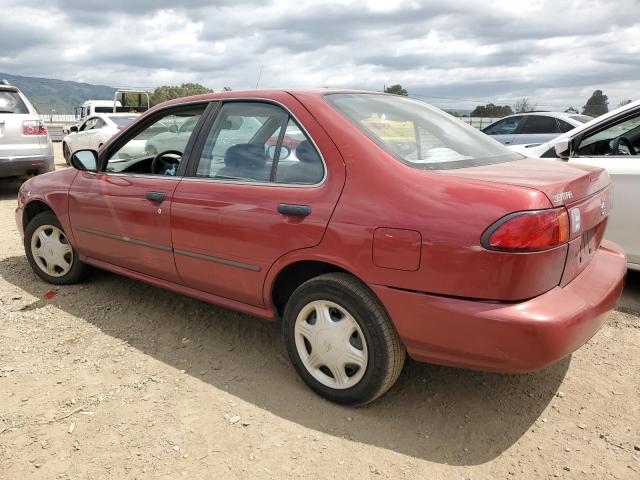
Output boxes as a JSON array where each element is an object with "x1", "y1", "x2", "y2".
[
  {"x1": 108, "y1": 116, "x2": 137, "y2": 128},
  {"x1": 570, "y1": 115, "x2": 593, "y2": 123},
  {"x1": 0, "y1": 91, "x2": 28, "y2": 114},
  {"x1": 325, "y1": 93, "x2": 521, "y2": 169}
]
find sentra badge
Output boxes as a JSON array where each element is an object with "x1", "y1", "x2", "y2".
[{"x1": 552, "y1": 191, "x2": 573, "y2": 203}]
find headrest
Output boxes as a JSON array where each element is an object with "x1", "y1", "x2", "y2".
[
  {"x1": 296, "y1": 140, "x2": 321, "y2": 164},
  {"x1": 224, "y1": 143, "x2": 267, "y2": 169}
]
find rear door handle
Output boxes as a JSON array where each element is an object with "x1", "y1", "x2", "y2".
[
  {"x1": 145, "y1": 191, "x2": 166, "y2": 202},
  {"x1": 277, "y1": 203, "x2": 311, "y2": 217}
]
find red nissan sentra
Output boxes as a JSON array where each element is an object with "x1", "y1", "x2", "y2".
[{"x1": 15, "y1": 90, "x2": 626, "y2": 405}]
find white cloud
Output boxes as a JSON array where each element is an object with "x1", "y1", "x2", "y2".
[{"x1": 0, "y1": 0, "x2": 638, "y2": 110}]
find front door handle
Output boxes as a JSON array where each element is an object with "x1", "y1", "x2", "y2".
[
  {"x1": 277, "y1": 203, "x2": 311, "y2": 217},
  {"x1": 145, "y1": 191, "x2": 166, "y2": 202}
]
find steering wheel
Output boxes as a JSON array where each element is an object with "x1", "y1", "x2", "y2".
[
  {"x1": 151, "y1": 150, "x2": 183, "y2": 175},
  {"x1": 611, "y1": 137, "x2": 636, "y2": 155}
]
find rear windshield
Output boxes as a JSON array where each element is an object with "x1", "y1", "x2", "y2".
[
  {"x1": 325, "y1": 93, "x2": 521, "y2": 169},
  {"x1": 108, "y1": 116, "x2": 137, "y2": 128},
  {"x1": 0, "y1": 91, "x2": 29, "y2": 114},
  {"x1": 570, "y1": 115, "x2": 593, "y2": 123}
]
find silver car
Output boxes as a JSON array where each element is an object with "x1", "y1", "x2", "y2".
[
  {"x1": 482, "y1": 111, "x2": 592, "y2": 146},
  {"x1": 0, "y1": 80, "x2": 54, "y2": 179}
]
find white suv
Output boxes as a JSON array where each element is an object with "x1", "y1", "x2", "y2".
[{"x1": 0, "y1": 80, "x2": 54, "y2": 179}]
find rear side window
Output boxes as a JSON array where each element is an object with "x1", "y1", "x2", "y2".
[
  {"x1": 195, "y1": 102, "x2": 324, "y2": 184},
  {"x1": 0, "y1": 91, "x2": 29, "y2": 114},
  {"x1": 558, "y1": 120, "x2": 575, "y2": 133},
  {"x1": 521, "y1": 115, "x2": 560, "y2": 134}
]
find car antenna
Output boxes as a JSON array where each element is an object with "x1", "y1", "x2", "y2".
[{"x1": 255, "y1": 64, "x2": 263, "y2": 89}]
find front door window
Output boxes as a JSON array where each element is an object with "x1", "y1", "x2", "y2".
[
  {"x1": 576, "y1": 112, "x2": 640, "y2": 156},
  {"x1": 104, "y1": 106, "x2": 205, "y2": 175}
]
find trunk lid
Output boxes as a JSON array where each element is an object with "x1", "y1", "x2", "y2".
[
  {"x1": 438, "y1": 157, "x2": 613, "y2": 286},
  {"x1": 436, "y1": 157, "x2": 609, "y2": 207}
]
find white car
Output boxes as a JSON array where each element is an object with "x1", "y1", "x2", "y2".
[
  {"x1": 482, "y1": 111, "x2": 592, "y2": 146},
  {"x1": 62, "y1": 114, "x2": 142, "y2": 162},
  {"x1": 510, "y1": 100, "x2": 640, "y2": 270}
]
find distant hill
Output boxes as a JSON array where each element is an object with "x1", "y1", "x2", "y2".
[{"x1": 0, "y1": 72, "x2": 116, "y2": 114}]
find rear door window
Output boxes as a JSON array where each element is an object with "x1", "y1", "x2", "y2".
[
  {"x1": 194, "y1": 102, "x2": 324, "y2": 184},
  {"x1": 520, "y1": 115, "x2": 561, "y2": 134},
  {"x1": 0, "y1": 91, "x2": 29, "y2": 114},
  {"x1": 483, "y1": 117, "x2": 521, "y2": 135}
]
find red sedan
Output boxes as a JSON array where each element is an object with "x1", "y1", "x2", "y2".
[{"x1": 15, "y1": 90, "x2": 626, "y2": 405}]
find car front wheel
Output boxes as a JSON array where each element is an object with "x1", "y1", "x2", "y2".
[
  {"x1": 283, "y1": 272, "x2": 405, "y2": 405},
  {"x1": 24, "y1": 212, "x2": 86, "y2": 285}
]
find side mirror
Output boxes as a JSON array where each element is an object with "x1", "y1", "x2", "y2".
[
  {"x1": 69, "y1": 125, "x2": 79, "y2": 134},
  {"x1": 266, "y1": 145, "x2": 291, "y2": 160},
  {"x1": 70, "y1": 149, "x2": 98, "y2": 172},
  {"x1": 554, "y1": 138, "x2": 571, "y2": 159}
]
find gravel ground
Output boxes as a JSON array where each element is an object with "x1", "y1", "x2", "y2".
[{"x1": 0, "y1": 143, "x2": 638, "y2": 479}]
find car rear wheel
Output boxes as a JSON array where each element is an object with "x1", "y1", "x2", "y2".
[
  {"x1": 283, "y1": 272, "x2": 405, "y2": 405},
  {"x1": 24, "y1": 212, "x2": 86, "y2": 285}
]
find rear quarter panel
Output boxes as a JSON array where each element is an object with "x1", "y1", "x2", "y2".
[{"x1": 283, "y1": 92, "x2": 566, "y2": 301}]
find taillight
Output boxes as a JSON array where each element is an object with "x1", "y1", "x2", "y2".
[
  {"x1": 481, "y1": 207, "x2": 570, "y2": 252},
  {"x1": 23, "y1": 120, "x2": 47, "y2": 136}
]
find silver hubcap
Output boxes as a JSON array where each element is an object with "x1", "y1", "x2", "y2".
[
  {"x1": 294, "y1": 300, "x2": 368, "y2": 390},
  {"x1": 31, "y1": 225, "x2": 73, "y2": 277}
]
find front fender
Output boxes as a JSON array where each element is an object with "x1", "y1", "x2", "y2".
[{"x1": 19, "y1": 168, "x2": 79, "y2": 247}]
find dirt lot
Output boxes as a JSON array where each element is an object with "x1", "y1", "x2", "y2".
[{"x1": 0, "y1": 144, "x2": 639, "y2": 479}]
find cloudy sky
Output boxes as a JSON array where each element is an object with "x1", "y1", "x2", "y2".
[{"x1": 1, "y1": 0, "x2": 638, "y2": 111}]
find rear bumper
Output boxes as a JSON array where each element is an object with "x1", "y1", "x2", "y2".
[
  {"x1": 0, "y1": 154, "x2": 54, "y2": 178},
  {"x1": 372, "y1": 240, "x2": 627, "y2": 373}
]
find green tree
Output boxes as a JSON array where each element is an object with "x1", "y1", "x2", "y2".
[
  {"x1": 618, "y1": 99, "x2": 632, "y2": 108},
  {"x1": 564, "y1": 106, "x2": 579, "y2": 114},
  {"x1": 149, "y1": 83, "x2": 213, "y2": 106},
  {"x1": 446, "y1": 110, "x2": 461, "y2": 117},
  {"x1": 470, "y1": 103, "x2": 513, "y2": 117},
  {"x1": 582, "y1": 90, "x2": 608, "y2": 117},
  {"x1": 384, "y1": 84, "x2": 408, "y2": 96}
]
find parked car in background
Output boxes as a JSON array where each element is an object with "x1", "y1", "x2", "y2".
[
  {"x1": 16, "y1": 90, "x2": 625, "y2": 405},
  {"x1": 62, "y1": 114, "x2": 141, "y2": 162},
  {"x1": 509, "y1": 99, "x2": 640, "y2": 271},
  {"x1": 483, "y1": 112, "x2": 592, "y2": 145},
  {"x1": 144, "y1": 115, "x2": 203, "y2": 156},
  {"x1": 0, "y1": 81, "x2": 54, "y2": 179}
]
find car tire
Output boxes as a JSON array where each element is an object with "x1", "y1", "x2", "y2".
[
  {"x1": 24, "y1": 212, "x2": 87, "y2": 285},
  {"x1": 62, "y1": 142, "x2": 71, "y2": 164},
  {"x1": 283, "y1": 272, "x2": 405, "y2": 405}
]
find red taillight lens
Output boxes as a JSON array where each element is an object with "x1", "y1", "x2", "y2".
[
  {"x1": 23, "y1": 120, "x2": 47, "y2": 136},
  {"x1": 482, "y1": 208, "x2": 570, "y2": 251}
]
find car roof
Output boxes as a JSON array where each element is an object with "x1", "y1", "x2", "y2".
[
  {"x1": 507, "y1": 111, "x2": 585, "y2": 120},
  {"x1": 0, "y1": 84, "x2": 19, "y2": 92},
  {"x1": 89, "y1": 113, "x2": 139, "y2": 120},
  {"x1": 153, "y1": 88, "x2": 381, "y2": 109}
]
